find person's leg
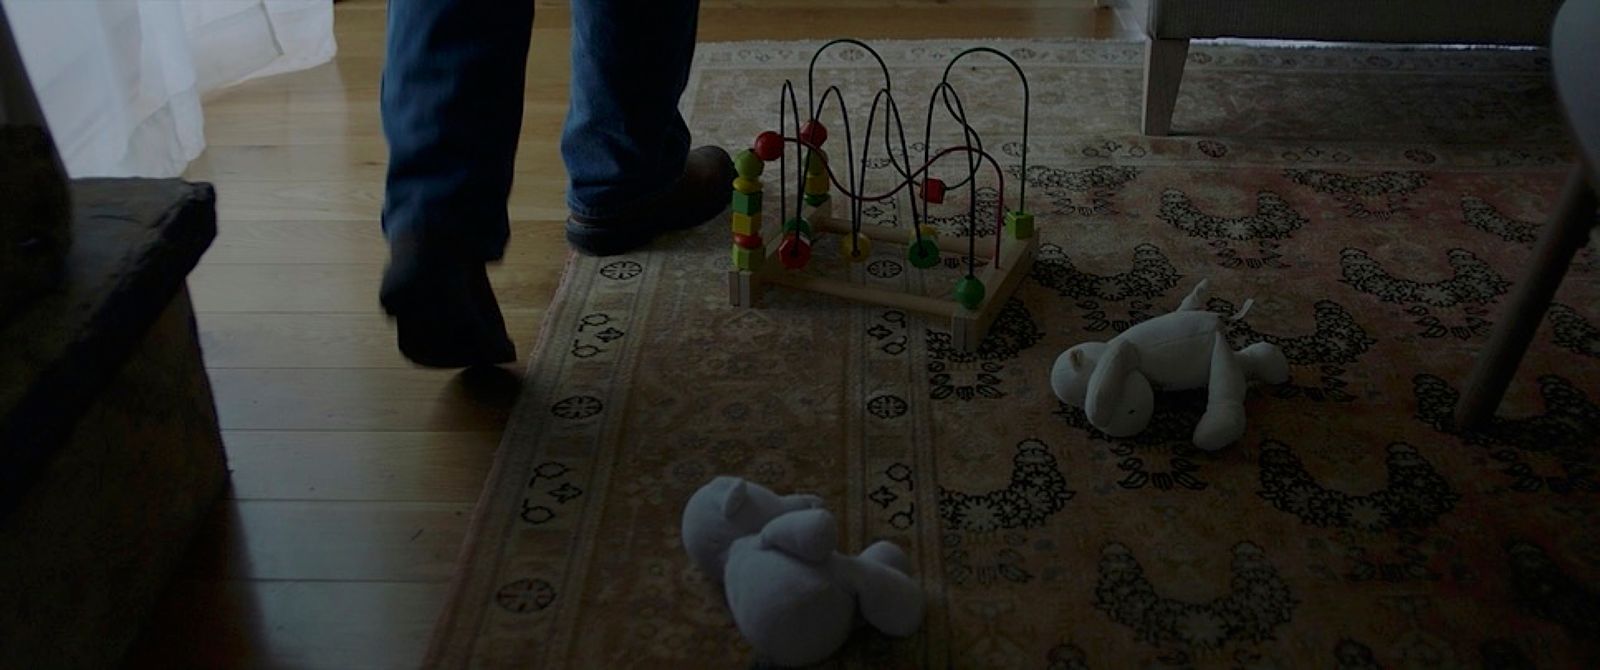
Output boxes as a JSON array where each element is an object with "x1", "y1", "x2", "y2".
[
  {"x1": 381, "y1": 0, "x2": 532, "y2": 260},
  {"x1": 378, "y1": 0, "x2": 535, "y2": 367},
  {"x1": 561, "y1": 0, "x2": 733, "y2": 256}
]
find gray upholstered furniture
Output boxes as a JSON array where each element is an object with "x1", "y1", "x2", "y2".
[
  {"x1": 1455, "y1": 0, "x2": 1600, "y2": 428},
  {"x1": 1140, "y1": 0, "x2": 1566, "y2": 135}
]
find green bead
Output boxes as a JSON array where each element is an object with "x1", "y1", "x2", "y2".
[
  {"x1": 731, "y1": 245, "x2": 762, "y2": 270},
  {"x1": 732, "y1": 190, "x2": 762, "y2": 215},
  {"x1": 735, "y1": 149, "x2": 764, "y2": 179},
  {"x1": 953, "y1": 276, "x2": 986, "y2": 310},
  {"x1": 907, "y1": 239, "x2": 940, "y2": 269},
  {"x1": 782, "y1": 218, "x2": 812, "y2": 239},
  {"x1": 804, "y1": 193, "x2": 830, "y2": 206},
  {"x1": 1004, "y1": 210, "x2": 1035, "y2": 240}
]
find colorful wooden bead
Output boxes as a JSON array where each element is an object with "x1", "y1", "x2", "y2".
[
  {"x1": 778, "y1": 233, "x2": 812, "y2": 269},
  {"x1": 921, "y1": 178, "x2": 946, "y2": 204},
  {"x1": 733, "y1": 177, "x2": 762, "y2": 194},
  {"x1": 781, "y1": 218, "x2": 812, "y2": 240},
  {"x1": 953, "y1": 276, "x2": 986, "y2": 310},
  {"x1": 804, "y1": 172, "x2": 829, "y2": 194},
  {"x1": 917, "y1": 224, "x2": 939, "y2": 240},
  {"x1": 804, "y1": 193, "x2": 830, "y2": 207},
  {"x1": 735, "y1": 148, "x2": 764, "y2": 179},
  {"x1": 805, "y1": 148, "x2": 827, "y2": 175},
  {"x1": 799, "y1": 119, "x2": 827, "y2": 147},
  {"x1": 731, "y1": 190, "x2": 762, "y2": 215},
  {"x1": 731, "y1": 212, "x2": 761, "y2": 236},
  {"x1": 1004, "y1": 210, "x2": 1035, "y2": 239},
  {"x1": 731, "y1": 245, "x2": 762, "y2": 271},
  {"x1": 733, "y1": 233, "x2": 763, "y2": 250},
  {"x1": 839, "y1": 232, "x2": 872, "y2": 262},
  {"x1": 753, "y1": 131, "x2": 784, "y2": 161},
  {"x1": 907, "y1": 239, "x2": 940, "y2": 269}
]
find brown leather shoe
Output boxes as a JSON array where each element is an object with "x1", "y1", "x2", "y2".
[{"x1": 564, "y1": 145, "x2": 735, "y2": 256}]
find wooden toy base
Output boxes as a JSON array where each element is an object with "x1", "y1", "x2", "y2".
[{"x1": 729, "y1": 198, "x2": 1039, "y2": 351}]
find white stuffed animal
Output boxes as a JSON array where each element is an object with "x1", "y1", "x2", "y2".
[
  {"x1": 681, "y1": 476, "x2": 925, "y2": 667},
  {"x1": 1050, "y1": 280, "x2": 1289, "y2": 450}
]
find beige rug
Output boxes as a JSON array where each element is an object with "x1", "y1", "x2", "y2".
[{"x1": 426, "y1": 39, "x2": 1600, "y2": 668}]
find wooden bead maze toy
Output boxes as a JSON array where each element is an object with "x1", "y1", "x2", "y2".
[{"x1": 727, "y1": 40, "x2": 1038, "y2": 351}]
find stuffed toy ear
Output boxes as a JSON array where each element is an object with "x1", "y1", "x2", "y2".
[
  {"x1": 1085, "y1": 339, "x2": 1142, "y2": 429},
  {"x1": 720, "y1": 479, "x2": 749, "y2": 519}
]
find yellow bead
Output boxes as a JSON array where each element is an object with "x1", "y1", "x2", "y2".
[
  {"x1": 731, "y1": 212, "x2": 761, "y2": 236},
  {"x1": 913, "y1": 224, "x2": 939, "y2": 240},
  {"x1": 733, "y1": 177, "x2": 761, "y2": 194},
  {"x1": 839, "y1": 232, "x2": 872, "y2": 262},
  {"x1": 806, "y1": 149, "x2": 827, "y2": 175},
  {"x1": 805, "y1": 172, "x2": 829, "y2": 194}
]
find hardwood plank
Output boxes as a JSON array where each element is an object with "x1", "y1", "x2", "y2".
[
  {"x1": 202, "y1": 220, "x2": 560, "y2": 265},
  {"x1": 202, "y1": 104, "x2": 568, "y2": 146},
  {"x1": 186, "y1": 143, "x2": 388, "y2": 183},
  {"x1": 208, "y1": 367, "x2": 523, "y2": 432},
  {"x1": 177, "y1": 500, "x2": 472, "y2": 581},
  {"x1": 186, "y1": 141, "x2": 564, "y2": 183},
  {"x1": 222, "y1": 431, "x2": 499, "y2": 502},
  {"x1": 126, "y1": 580, "x2": 447, "y2": 670},
  {"x1": 198, "y1": 311, "x2": 544, "y2": 368},
  {"x1": 331, "y1": 5, "x2": 1108, "y2": 47},
  {"x1": 187, "y1": 260, "x2": 566, "y2": 313},
  {"x1": 212, "y1": 177, "x2": 568, "y2": 221},
  {"x1": 202, "y1": 219, "x2": 396, "y2": 264}
]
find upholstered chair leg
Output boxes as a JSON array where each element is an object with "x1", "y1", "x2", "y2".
[
  {"x1": 1141, "y1": 38, "x2": 1189, "y2": 136},
  {"x1": 1454, "y1": 165, "x2": 1597, "y2": 430}
]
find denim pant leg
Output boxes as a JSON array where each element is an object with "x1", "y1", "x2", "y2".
[
  {"x1": 561, "y1": 0, "x2": 701, "y2": 218},
  {"x1": 380, "y1": 0, "x2": 535, "y2": 262}
]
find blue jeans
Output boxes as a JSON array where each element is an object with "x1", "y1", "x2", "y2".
[{"x1": 380, "y1": 0, "x2": 700, "y2": 261}]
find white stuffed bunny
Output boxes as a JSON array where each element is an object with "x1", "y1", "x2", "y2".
[
  {"x1": 682, "y1": 476, "x2": 925, "y2": 667},
  {"x1": 1050, "y1": 280, "x2": 1289, "y2": 450}
]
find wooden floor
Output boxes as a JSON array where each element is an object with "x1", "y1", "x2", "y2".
[{"x1": 125, "y1": 1, "x2": 1118, "y2": 667}]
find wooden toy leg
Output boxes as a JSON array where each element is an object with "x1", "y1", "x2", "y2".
[
  {"x1": 802, "y1": 197, "x2": 834, "y2": 229},
  {"x1": 952, "y1": 235, "x2": 1038, "y2": 351},
  {"x1": 951, "y1": 313, "x2": 978, "y2": 351},
  {"x1": 729, "y1": 269, "x2": 762, "y2": 307}
]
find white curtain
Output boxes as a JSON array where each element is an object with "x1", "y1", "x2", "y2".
[{"x1": 3, "y1": 0, "x2": 335, "y2": 178}]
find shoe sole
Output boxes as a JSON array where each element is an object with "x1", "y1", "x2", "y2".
[{"x1": 564, "y1": 197, "x2": 730, "y2": 257}]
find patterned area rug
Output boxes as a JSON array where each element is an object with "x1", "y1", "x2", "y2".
[{"x1": 426, "y1": 39, "x2": 1600, "y2": 668}]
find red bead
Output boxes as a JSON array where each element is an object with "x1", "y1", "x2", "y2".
[
  {"x1": 733, "y1": 233, "x2": 763, "y2": 250},
  {"x1": 799, "y1": 119, "x2": 827, "y2": 147},
  {"x1": 753, "y1": 131, "x2": 784, "y2": 161},
  {"x1": 921, "y1": 178, "x2": 946, "y2": 204},
  {"x1": 777, "y1": 233, "x2": 812, "y2": 269}
]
